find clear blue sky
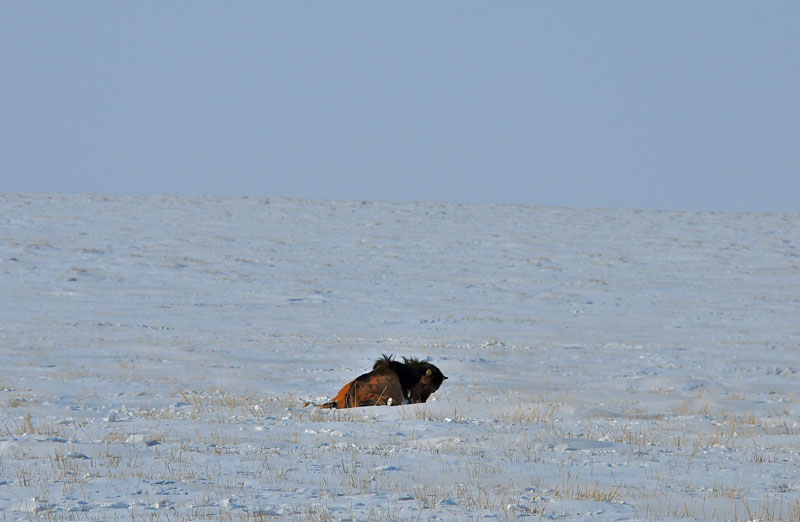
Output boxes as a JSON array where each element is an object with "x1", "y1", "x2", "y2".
[{"x1": 2, "y1": 2, "x2": 798, "y2": 213}]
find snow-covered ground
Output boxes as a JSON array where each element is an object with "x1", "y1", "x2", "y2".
[{"x1": 1, "y1": 194, "x2": 799, "y2": 521}]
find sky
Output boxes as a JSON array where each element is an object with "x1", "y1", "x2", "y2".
[{"x1": 1, "y1": 2, "x2": 798, "y2": 213}]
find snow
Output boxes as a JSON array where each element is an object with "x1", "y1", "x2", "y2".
[{"x1": 1, "y1": 193, "x2": 799, "y2": 521}]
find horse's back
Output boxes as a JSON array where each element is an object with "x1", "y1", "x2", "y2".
[{"x1": 321, "y1": 368, "x2": 404, "y2": 408}]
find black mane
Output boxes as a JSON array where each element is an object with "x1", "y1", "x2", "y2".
[
  {"x1": 373, "y1": 353, "x2": 395, "y2": 369},
  {"x1": 370, "y1": 354, "x2": 445, "y2": 403}
]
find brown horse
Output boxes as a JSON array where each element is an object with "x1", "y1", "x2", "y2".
[{"x1": 320, "y1": 355, "x2": 447, "y2": 409}]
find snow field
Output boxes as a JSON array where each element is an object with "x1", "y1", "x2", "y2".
[{"x1": 1, "y1": 194, "x2": 799, "y2": 521}]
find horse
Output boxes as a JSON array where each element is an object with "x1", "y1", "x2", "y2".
[{"x1": 320, "y1": 355, "x2": 447, "y2": 409}]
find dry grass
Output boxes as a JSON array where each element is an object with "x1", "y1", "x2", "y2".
[
  {"x1": 496, "y1": 403, "x2": 559, "y2": 425},
  {"x1": 553, "y1": 481, "x2": 623, "y2": 503},
  {"x1": 3, "y1": 378, "x2": 798, "y2": 522},
  {"x1": 3, "y1": 413, "x2": 63, "y2": 438}
]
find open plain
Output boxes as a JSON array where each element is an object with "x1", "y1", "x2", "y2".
[{"x1": 2, "y1": 194, "x2": 799, "y2": 521}]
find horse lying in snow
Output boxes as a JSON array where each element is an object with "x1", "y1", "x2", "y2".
[{"x1": 319, "y1": 355, "x2": 447, "y2": 409}]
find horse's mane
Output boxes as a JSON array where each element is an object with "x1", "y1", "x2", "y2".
[{"x1": 373, "y1": 353, "x2": 394, "y2": 370}]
